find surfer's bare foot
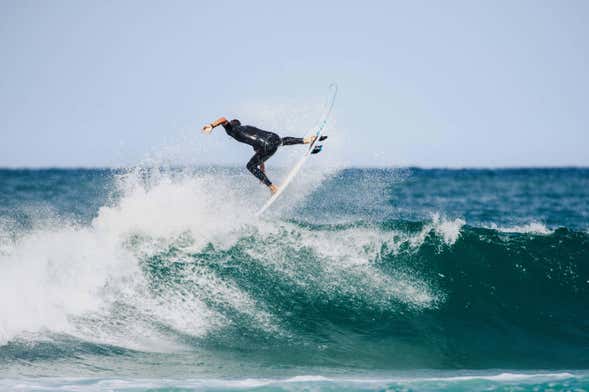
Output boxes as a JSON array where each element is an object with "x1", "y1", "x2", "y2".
[
  {"x1": 268, "y1": 184, "x2": 279, "y2": 194},
  {"x1": 304, "y1": 135, "x2": 327, "y2": 144}
]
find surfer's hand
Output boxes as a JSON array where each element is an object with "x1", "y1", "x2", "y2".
[
  {"x1": 202, "y1": 124, "x2": 213, "y2": 134},
  {"x1": 269, "y1": 184, "x2": 278, "y2": 195}
]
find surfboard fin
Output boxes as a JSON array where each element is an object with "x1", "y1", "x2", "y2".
[{"x1": 311, "y1": 145, "x2": 323, "y2": 154}]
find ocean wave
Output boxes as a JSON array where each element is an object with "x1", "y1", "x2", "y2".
[{"x1": 0, "y1": 169, "x2": 588, "y2": 370}]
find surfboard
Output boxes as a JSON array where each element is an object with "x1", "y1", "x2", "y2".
[{"x1": 256, "y1": 83, "x2": 338, "y2": 216}]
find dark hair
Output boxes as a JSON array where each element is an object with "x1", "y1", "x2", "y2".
[{"x1": 230, "y1": 119, "x2": 241, "y2": 126}]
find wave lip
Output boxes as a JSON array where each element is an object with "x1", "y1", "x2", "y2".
[{"x1": 485, "y1": 222, "x2": 553, "y2": 234}]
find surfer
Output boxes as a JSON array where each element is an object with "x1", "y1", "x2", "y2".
[{"x1": 202, "y1": 118, "x2": 326, "y2": 194}]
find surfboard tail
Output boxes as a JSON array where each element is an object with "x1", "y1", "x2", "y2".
[{"x1": 256, "y1": 84, "x2": 337, "y2": 216}]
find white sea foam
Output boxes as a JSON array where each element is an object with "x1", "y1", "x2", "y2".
[
  {"x1": 404, "y1": 213, "x2": 465, "y2": 250},
  {"x1": 279, "y1": 372, "x2": 578, "y2": 383},
  {"x1": 0, "y1": 170, "x2": 258, "y2": 349},
  {"x1": 432, "y1": 214, "x2": 465, "y2": 244},
  {"x1": 486, "y1": 222, "x2": 553, "y2": 234}
]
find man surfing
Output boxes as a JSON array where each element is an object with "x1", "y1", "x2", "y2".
[{"x1": 202, "y1": 117, "x2": 326, "y2": 194}]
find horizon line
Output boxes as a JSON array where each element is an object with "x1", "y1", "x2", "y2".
[{"x1": 1, "y1": 165, "x2": 588, "y2": 171}]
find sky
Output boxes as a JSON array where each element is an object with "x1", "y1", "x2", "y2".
[{"x1": 0, "y1": 0, "x2": 587, "y2": 168}]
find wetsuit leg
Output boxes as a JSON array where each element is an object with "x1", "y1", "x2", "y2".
[
  {"x1": 246, "y1": 150, "x2": 272, "y2": 186},
  {"x1": 281, "y1": 137, "x2": 305, "y2": 145},
  {"x1": 246, "y1": 144, "x2": 279, "y2": 186}
]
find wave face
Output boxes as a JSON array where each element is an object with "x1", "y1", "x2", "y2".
[{"x1": 0, "y1": 168, "x2": 588, "y2": 378}]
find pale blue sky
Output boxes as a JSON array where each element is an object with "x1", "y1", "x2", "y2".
[{"x1": 0, "y1": 0, "x2": 587, "y2": 168}]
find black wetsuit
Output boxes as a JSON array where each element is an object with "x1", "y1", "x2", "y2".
[{"x1": 222, "y1": 122, "x2": 304, "y2": 186}]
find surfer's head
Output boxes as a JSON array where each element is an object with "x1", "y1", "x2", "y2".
[{"x1": 230, "y1": 119, "x2": 241, "y2": 127}]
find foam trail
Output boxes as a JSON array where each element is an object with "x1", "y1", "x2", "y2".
[{"x1": 0, "y1": 372, "x2": 581, "y2": 391}]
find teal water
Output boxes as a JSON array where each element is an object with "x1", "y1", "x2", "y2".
[{"x1": 0, "y1": 168, "x2": 588, "y2": 391}]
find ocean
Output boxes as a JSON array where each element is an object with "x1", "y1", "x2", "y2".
[{"x1": 0, "y1": 167, "x2": 588, "y2": 391}]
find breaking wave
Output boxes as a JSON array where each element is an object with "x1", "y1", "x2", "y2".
[{"x1": 0, "y1": 168, "x2": 588, "y2": 371}]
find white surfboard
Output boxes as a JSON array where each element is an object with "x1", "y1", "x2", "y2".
[{"x1": 256, "y1": 83, "x2": 338, "y2": 216}]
